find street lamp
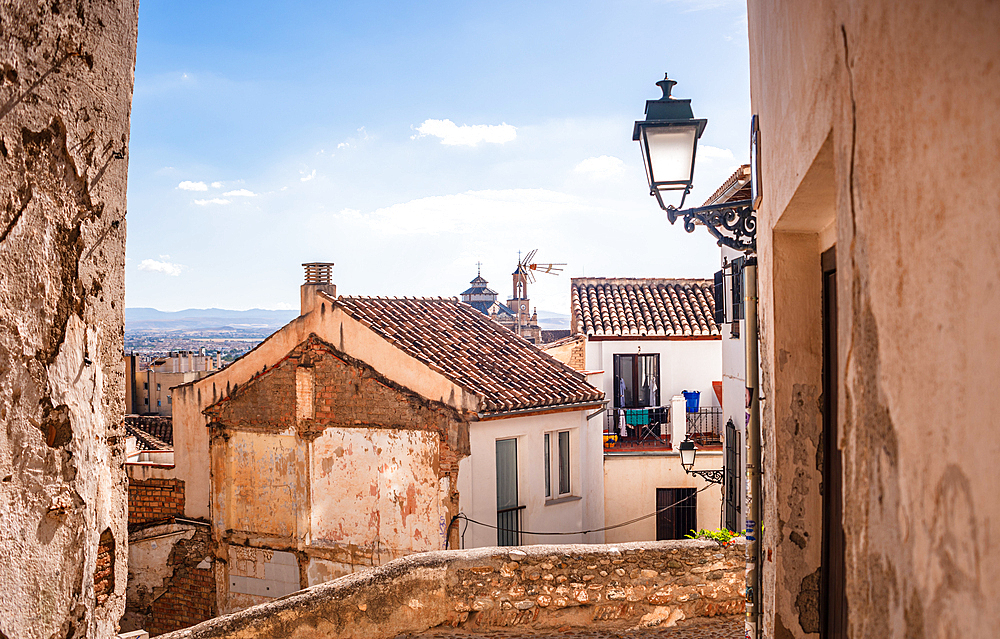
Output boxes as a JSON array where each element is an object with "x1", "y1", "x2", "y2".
[
  {"x1": 636, "y1": 73, "x2": 762, "y2": 639},
  {"x1": 678, "y1": 437, "x2": 723, "y2": 485},
  {"x1": 634, "y1": 74, "x2": 756, "y2": 252}
]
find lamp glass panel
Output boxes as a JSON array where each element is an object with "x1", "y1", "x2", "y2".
[
  {"x1": 679, "y1": 444, "x2": 696, "y2": 470},
  {"x1": 645, "y1": 126, "x2": 697, "y2": 186}
]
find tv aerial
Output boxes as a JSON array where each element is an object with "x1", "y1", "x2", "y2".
[{"x1": 518, "y1": 249, "x2": 566, "y2": 283}]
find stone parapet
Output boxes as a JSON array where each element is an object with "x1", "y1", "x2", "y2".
[{"x1": 157, "y1": 540, "x2": 745, "y2": 639}]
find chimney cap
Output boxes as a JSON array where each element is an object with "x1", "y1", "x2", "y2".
[{"x1": 302, "y1": 262, "x2": 334, "y2": 285}]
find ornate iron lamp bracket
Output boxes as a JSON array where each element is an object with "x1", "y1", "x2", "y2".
[
  {"x1": 664, "y1": 198, "x2": 756, "y2": 253},
  {"x1": 686, "y1": 468, "x2": 724, "y2": 485}
]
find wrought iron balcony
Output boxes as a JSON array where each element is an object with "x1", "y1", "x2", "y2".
[
  {"x1": 604, "y1": 407, "x2": 671, "y2": 452},
  {"x1": 686, "y1": 406, "x2": 723, "y2": 446}
]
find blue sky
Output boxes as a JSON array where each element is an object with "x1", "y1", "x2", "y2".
[{"x1": 125, "y1": 0, "x2": 750, "y2": 313}]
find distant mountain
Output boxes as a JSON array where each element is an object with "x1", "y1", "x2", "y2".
[
  {"x1": 126, "y1": 307, "x2": 299, "y2": 332},
  {"x1": 125, "y1": 306, "x2": 570, "y2": 333},
  {"x1": 536, "y1": 310, "x2": 569, "y2": 329}
]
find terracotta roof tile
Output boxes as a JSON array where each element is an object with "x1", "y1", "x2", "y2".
[
  {"x1": 334, "y1": 296, "x2": 605, "y2": 415},
  {"x1": 571, "y1": 278, "x2": 720, "y2": 337},
  {"x1": 125, "y1": 416, "x2": 173, "y2": 451}
]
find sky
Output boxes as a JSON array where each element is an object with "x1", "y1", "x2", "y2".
[{"x1": 125, "y1": 0, "x2": 751, "y2": 314}]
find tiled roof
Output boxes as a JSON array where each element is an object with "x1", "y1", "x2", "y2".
[
  {"x1": 571, "y1": 278, "x2": 720, "y2": 337},
  {"x1": 125, "y1": 415, "x2": 173, "y2": 445},
  {"x1": 334, "y1": 296, "x2": 605, "y2": 414},
  {"x1": 125, "y1": 416, "x2": 173, "y2": 451},
  {"x1": 702, "y1": 164, "x2": 751, "y2": 207}
]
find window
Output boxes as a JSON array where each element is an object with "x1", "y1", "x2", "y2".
[
  {"x1": 656, "y1": 488, "x2": 697, "y2": 540},
  {"x1": 143, "y1": 398, "x2": 148, "y2": 405},
  {"x1": 558, "y1": 431, "x2": 570, "y2": 495},
  {"x1": 613, "y1": 354, "x2": 660, "y2": 408},
  {"x1": 156, "y1": 400, "x2": 161, "y2": 408},
  {"x1": 156, "y1": 383, "x2": 161, "y2": 392},
  {"x1": 545, "y1": 430, "x2": 572, "y2": 498},
  {"x1": 143, "y1": 382, "x2": 148, "y2": 390},
  {"x1": 167, "y1": 395, "x2": 172, "y2": 404},
  {"x1": 544, "y1": 433, "x2": 551, "y2": 498}
]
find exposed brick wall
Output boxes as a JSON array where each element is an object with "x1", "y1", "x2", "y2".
[
  {"x1": 147, "y1": 564, "x2": 215, "y2": 636},
  {"x1": 94, "y1": 528, "x2": 116, "y2": 607},
  {"x1": 129, "y1": 477, "x2": 185, "y2": 527},
  {"x1": 206, "y1": 336, "x2": 466, "y2": 438},
  {"x1": 123, "y1": 525, "x2": 217, "y2": 637}
]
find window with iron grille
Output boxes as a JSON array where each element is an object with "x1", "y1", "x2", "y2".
[{"x1": 656, "y1": 488, "x2": 697, "y2": 540}]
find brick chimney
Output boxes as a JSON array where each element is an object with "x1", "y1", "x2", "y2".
[{"x1": 300, "y1": 262, "x2": 336, "y2": 315}]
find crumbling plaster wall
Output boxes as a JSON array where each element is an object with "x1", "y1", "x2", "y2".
[
  {"x1": 749, "y1": 0, "x2": 1000, "y2": 637},
  {"x1": 0, "y1": 2, "x2": 137, "y2": 638},
  {"x1": 171, "y1": 297, "x2": 479, "y2": 523},
  {"x1": 204, "y1": 336, "x2": 470, "y2": 614}
]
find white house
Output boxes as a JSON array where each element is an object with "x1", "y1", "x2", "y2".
[{"x1": 549, "y1": 277, "x2": 725, "y2": 541}]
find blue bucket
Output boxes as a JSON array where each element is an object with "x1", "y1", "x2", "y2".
[{"x1": 682, "y1": 390, "x2": 701, "y2": 413}]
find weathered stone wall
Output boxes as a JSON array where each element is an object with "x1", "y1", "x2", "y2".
[
  {"x1": 748, "y1": 0, "x2": 1000, "y2": 637},
  {"x1": 156, "y1": 540, "x2": 745, "y2": 639},
  {"x1": 0, "y1": 2, "x2": 138, "y2": 638},
  {"x1": 129, "y1": 477, "x2": 186, "y2": 527}
]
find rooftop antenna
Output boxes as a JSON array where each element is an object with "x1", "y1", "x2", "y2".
[{"x1": 518, "y1": 249, "x2": 566, "y2": 283}]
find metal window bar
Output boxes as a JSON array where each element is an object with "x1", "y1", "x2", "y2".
[
  {"x1": 604, "y1": 406, "x2": 671, "y2": 452},
  {"x1": 686, "y1": 406, "x2": 723, "y2": 446},
  {"x1": 497, "y1": 505, "x2": 525, "y2": 546}
]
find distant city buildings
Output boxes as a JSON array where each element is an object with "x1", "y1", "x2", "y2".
[{"x1": 125, "y1": 349, "x2": 222, "y2": 416}]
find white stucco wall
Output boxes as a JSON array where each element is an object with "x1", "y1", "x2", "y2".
[
  {"x1": 720, "y1": 245, "x2": 748, "y2": 528},
  {"x1": 457, "y1": 408, "x2": 605, "y2": 549},
  {"x1": 603, "y1": 451, "x2": 724, "y2": 543},
  {"x1": 585, "y1": 338, "x2": 722, "y2": 409}
]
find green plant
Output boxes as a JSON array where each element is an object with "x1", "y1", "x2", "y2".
[{"x1": 685, "y1": 528, "x2": 745, "y2": 545}]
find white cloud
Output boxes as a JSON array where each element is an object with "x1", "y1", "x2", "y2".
[
  {"x1": 193, "y1": 198, "x2": 231, "y2": 206},
  {"x1": 574, "y1": 155, "x2": 626, "y2": 179},
  {"x1": 335, "y1": 189, "x2": 591, "y2": 236},
  {"x1": 177, "y1": 181, "x2": 208, "y2": 191},
  {"x1": 300, "y1": 170, "x2": 316, "y2": 182},
  {"x1": 211, "y1": 181, "x2": 223, "y2": 188},
  {"x1": 269, "y1": 302, "x2": 295, "y2": 310},
  {"x1": 337, "y1": 127, "x2": 369, "y2": 149},
  {"x1": 411, "y1": 119, "x2": 517, "y2": 146},
  {"x1": 138, "y1": 258, "x2": 184, "y2": 277},
  {"x1": 223, "y1": 189, "x2": 257, "y2": 197},
  {"x1": 698, "y1": 145, "x2": 736, "y2": 161}
]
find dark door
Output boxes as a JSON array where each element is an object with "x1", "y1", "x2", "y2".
[
  {"x1": 724, "y1": 419, "x2": 741, "y2": 532},
  {"x1": 496, "y1": 438, "x2": 521, "y2": 546},
  {"x1": 820, "y1": 246, "x2": 848, "y2": 637},
  {"x1": 656, "y1": 488, "x2": 697, "y2": 540}
]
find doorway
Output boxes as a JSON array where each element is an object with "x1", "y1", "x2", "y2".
[{"x1": 820, "y1": 246, "x2": 847, "y2": 637}]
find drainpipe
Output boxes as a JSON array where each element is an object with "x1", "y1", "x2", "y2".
[{"x1": 744, "y1": 258, "x2": 762, "y2": 639}]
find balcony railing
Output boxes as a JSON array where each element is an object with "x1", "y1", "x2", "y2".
[
  {"x1": 497, "y1": 505, "x2": 525, "y2": 546},
  {"x1": 687, "y1": 406, "x2": 723, "y2": 446},
  {"x1": 604, "y1": 407, "x2": 671, "y2": 452}
]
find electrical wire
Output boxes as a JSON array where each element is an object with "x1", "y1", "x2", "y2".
[{"x1": 446, "y1": 483, "x2": 715, "y2": 546}]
